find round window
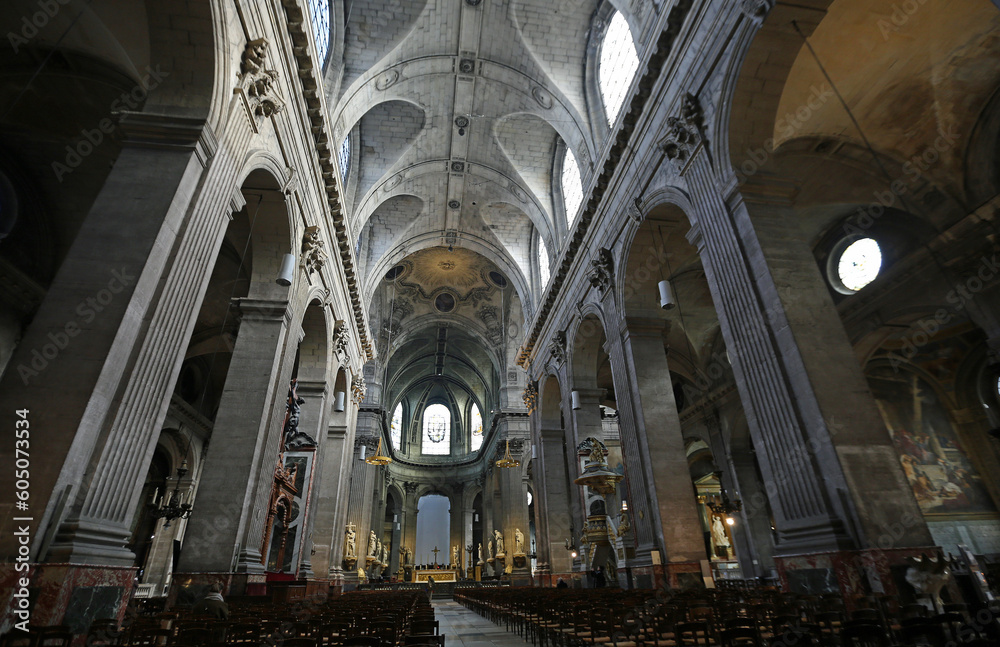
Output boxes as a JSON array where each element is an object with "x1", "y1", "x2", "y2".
[
  {"x1": 434, "y1": 292, "x2": 456, "y2": 312},
  {"x1": 831, "y1": 237, "x2": 882, "y2": 294}
]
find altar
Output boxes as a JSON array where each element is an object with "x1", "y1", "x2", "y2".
[{"x1": 414, "y1": 569, "x2": 458, "y2": 583}]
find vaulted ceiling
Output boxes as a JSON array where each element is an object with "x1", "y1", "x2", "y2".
[{"x1": 327, "y1": 0, "x2": 654, "y2": 305}]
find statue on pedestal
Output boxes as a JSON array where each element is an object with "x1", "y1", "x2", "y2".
[
  {"x1": 494, "y1": 529, "x2": 505, "y2": 557},
  {"x1": 514, "y1": 528, "x2": 525, "y2": 555},
  {"x1": 345, "y1": 523, "x2": 357, "y2": 559},
  {"x1": 487, "y1": 539, "x2": 494, "y2": 561},
  {"x1": 452, "y1": 545, "x2": 459, "y2": 568},
  {"x1": 478, "y1": 542, "x2": 484, "y2": 564},
  {"x1": 368, "y1": 530, "x2": 378, "y2": 558}
]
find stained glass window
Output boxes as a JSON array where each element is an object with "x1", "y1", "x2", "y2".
[
  {"x1": 599, "y1": 11, "x2": 639, "y2": 126},
  {"x1": 422, "y1": 403, "x2": 450, "y2": 455},
  {"x1": 307, "y1": 0, "x2": 331, "y2": 64},
  {"x1": 390, "y1": 402, "x2": 402, "y2": 450},
  {"x1": 561, "y1": 148, "x2": 583, "y2": 223},
  {"x1": 470, "y1": 404, "x2": 483, "y2": 452},
  {"x1": 838, "y1": 238, "x2": 882, "y2": 292}
]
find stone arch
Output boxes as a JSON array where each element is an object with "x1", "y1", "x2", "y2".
[
  {"x1": 569, "y1": 310, "x2": 609, "y2": 393},
  {"x1": 538, "y1": 373, "x2": 563, "y2": 431}
]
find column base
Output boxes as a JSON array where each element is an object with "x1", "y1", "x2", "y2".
[
  {"x1": 774, "y1": 546, "x2": 956, "y2": 610},
  {"x1": 0, "y1": 563, "x2": 135, "y2": 635},
  {"x1": 45, "y1": 519, "x2": 136, "y2": 567},
  {"x1": 235, "y1": 549, "x2": 266, "y2": 574}
]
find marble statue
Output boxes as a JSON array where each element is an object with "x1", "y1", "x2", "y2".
[
  {"x1": 494, "y1": 529, "x2": 504, "y2": 555},
  {"x1": 515, "y1": 528, "x2": 524, "y2": 554},
  {"x1": 711, "y1": 516, "x2": 730, "y2": 548},
  {"x1": 487, "y1": 539, "x2": 493, "y2": 559},
  {"x1": 452, "y1": 545, "x2": 459, "y2": 567},
  {"x1": 478, "y1": 543, "x2": 483, "y2": 562},
  {"x1": 405, "y1": 546, "x2": 412, "y2": 565},
  {"x1": 345, "y1": 523, "x2": 356, "y2": 558},
  {"x1": 368, "y1": 530, "x2": 377, "y2": 557}
]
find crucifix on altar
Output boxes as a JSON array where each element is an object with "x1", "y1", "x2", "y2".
[{"x1": 431, "y1": 546, "x2": 441, "y2": 566}]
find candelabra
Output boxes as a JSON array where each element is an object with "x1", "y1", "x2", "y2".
[{"x1": 148, "y1": 460, "x2": 194, "y2": 529}]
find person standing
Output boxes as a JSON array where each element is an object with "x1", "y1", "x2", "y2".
[{"x1": 192, "y1": 582, "x2": 229, "y2": 619}]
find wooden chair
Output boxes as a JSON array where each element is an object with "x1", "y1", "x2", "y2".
[
  {"x1": 839, "y1": 624, "x2": 889, "y2": 647},
  {"x1": 674, "y1": 622, "x2": 711, "y2": 646},
  {"x1": 720, "y1": 627, "x2": 761, "y2": 647}
]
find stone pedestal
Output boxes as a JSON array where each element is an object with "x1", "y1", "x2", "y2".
[{"x1": 0, "y1": 564, "x2": 135, "y2": 634}]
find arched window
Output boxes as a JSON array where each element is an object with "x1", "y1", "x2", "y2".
[
  {"x1": 307, "y1": 0, "x2": 331, "y2": 64},
  {"x1": 538, "y1": 237, "x2": 550, "y2": 291},
  {"x1": 338, "y1": 135, "x2": 351, "y2": 180},
  {"x1": 422, "y1": 403, "x2": 451, "y2": 455},
  {"x1": 561, "y1": 148, "x2": 583, "y2": 223},
  {"x1": 470, "y1": 404, "x2": 483, "y2": 452},
  {"x1": 390, "y1": 402, "x2": 403, "y2": 450},
  {"x1": 599, "y1": 11, "x2": 639, "y2": 126}
]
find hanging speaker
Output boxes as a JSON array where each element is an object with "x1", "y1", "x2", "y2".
[
  {"x1": 571, "y1": 390, "x2": 581, "y2": 410},
  {"x1": 334, "y1": 390, "x2": 346, "y2": 412},
  {"x1": 658, "y1": 279, "x2": 675, "y2": 310},
  {"x1": 276, "y1": 253, "x2": 296, "y2": 286}
]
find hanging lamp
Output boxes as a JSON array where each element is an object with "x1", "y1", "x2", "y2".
[
  {"x1": 495, "y1": 439, "x2": 520, "y2": 468},
  {"x1": 365, "y1": 436, "x2": 392, "y2": 466}
]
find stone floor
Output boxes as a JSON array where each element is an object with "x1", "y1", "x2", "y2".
[{"x1": 432, "y1": 600, "x2": 528, "y2": 647}]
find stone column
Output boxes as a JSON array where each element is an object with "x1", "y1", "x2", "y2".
[
  {"x1": 176, "y1": 297, "x2": 295, "y2": 576},
  {"x1": 658, "y1": 104, "x2": 931, "y2": 560},
  {"x1": 342, "y1": 431, "x2": 379, "y2": 588},
  {"x1": 620, "y1": 318, "x2": 706, "y2": 575},
  {"x1": 537, "y1": 426, "x2": 574, "y2": 581},
  {"x1": 0, "y1": 115, "x2": 218, "y2": 566},
  {"x1": 293, "y1": 379, "x2": 329, "y2": 579},
  {"x1": 735, "y1": 178, "x2": 932, "y2": 551}
]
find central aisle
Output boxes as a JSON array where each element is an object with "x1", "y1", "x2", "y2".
[{"x1": 432, "y1": 600, "x2": 527, "y2": 647}]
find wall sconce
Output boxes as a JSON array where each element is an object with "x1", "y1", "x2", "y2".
[
  {"x1": 571, "y1": 390, "x2": 581, "y2": 410},
  {"x1": 276, "y1": 253, "x2": 296, "y2": 286},
  {"x1": 333, "y1": 390, "x2": 346, "y2": 412},
  {"x1": 658, "y1": 279, "x2": 675, "y2": 310}
]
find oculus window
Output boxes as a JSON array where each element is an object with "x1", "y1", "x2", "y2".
[
  {"x1": 470, "y1": 404, "x2": 483, "y2": 452},
  {"x1": 422, "y1": 403, "x2": 451, "y2": 455},
  {"x1": 390, "y1": 403, "x2": 402, "y2": 450},
  {"x1": 561, "y1": 148, "x2": 583, "y2": 223},
  {"x1": 307, "y1": 0, "x2": 331, "y2": 64},
  {"x1": 836, "y1": 238, "x2": 882, "y2": 292},
  {"x1": 599, "y1": 12, "x2": 639, "y2": 125}
]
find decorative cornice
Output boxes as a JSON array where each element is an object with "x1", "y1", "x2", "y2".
[
  {"x1": 278, "y1": 0, "x2": 373, "y2": 362},
  {"x1": 516, "y1": 0, "x2": 693, "y2": 368},
  {"x1": 548, "y1": 331, "x2": 566, "y2": 366}
]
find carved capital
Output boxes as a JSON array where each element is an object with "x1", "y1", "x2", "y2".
[
  {"x1": 238, "y1": 39, "x2": 286, "y2": 119},
  {"x1": 740, "y1": 0, "x2": 775, "y2": 25},
  {"x1": 352, "y1": 380, "x2": 367, "y2": 405},
  {"x1": 301, "y1": 225, "x2": 328, "y2": 274},
  {"x1": 659, "y1": 93, "x2": 705, "y2": 175},
  {"x1": 522, "y1": 381, "x2": 538, "y2": 414},
  {"x1": 548, "y1": 331, "x2": 566, "y2": 366},
  {"x1": 586, "y1": 248, "x2": 614, "y2": 294}
]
